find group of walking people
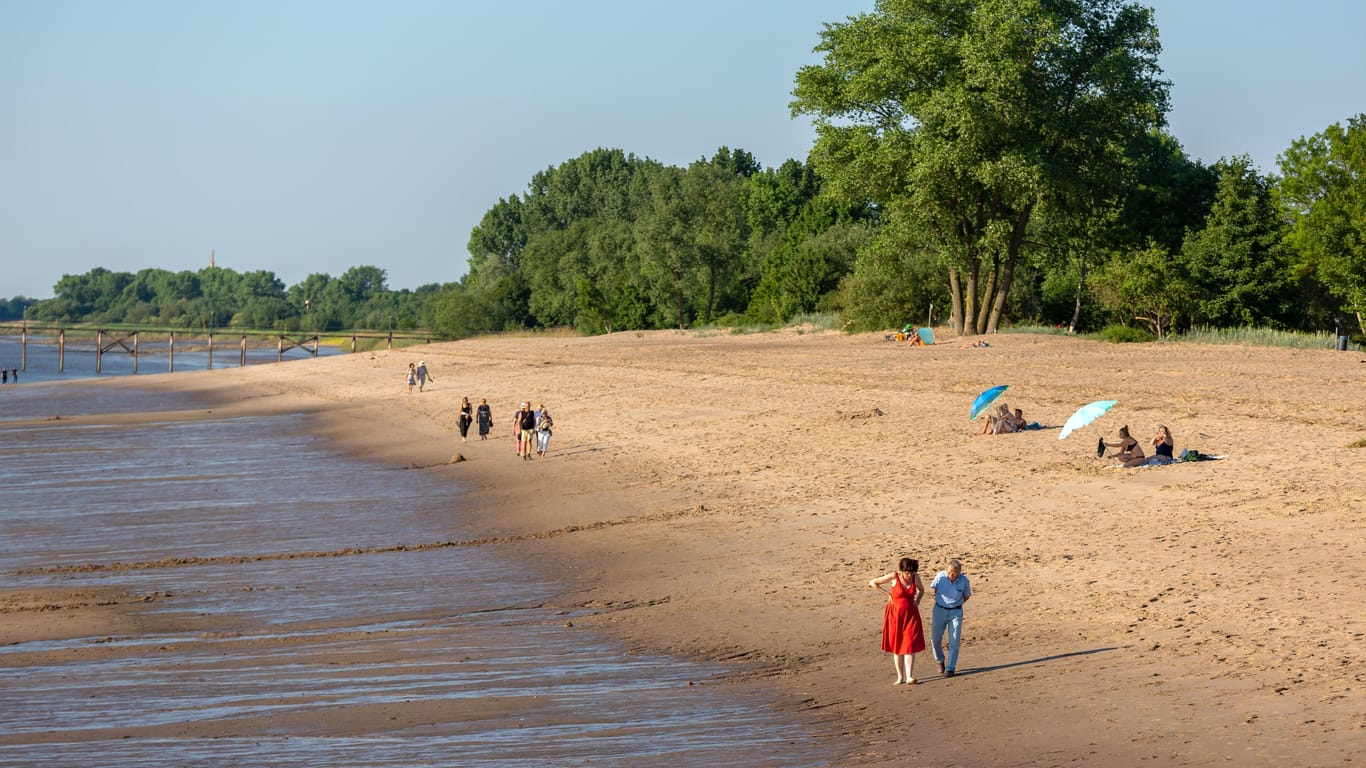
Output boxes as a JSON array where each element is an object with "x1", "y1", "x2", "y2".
[
  {"x1": 455, "y1": 396, "x2": 495, "y2": 444},
  {"x1": 455, "y1": 397, "x2": 552, "y2": 457},
  {"x1": 402, "y1": 361, "x2": 555, "y2": 458},
  {"x1": 405, "y1": 361, "x2": 434, "y2": 393},
  {"x1": 511, "y1": 402, "x2": 553, "y2": 459},
  {"x1": 869, "y1": 557, "x2": 972, "y2": 685}
]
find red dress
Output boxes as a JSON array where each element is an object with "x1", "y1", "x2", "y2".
[{"x1": 881, "y1": 574, "x2": 926, "y2": 654}]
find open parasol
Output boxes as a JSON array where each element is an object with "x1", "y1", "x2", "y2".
[
  {"x1": 970, "y1": 385, "x2": 1010, "y2": 421},
  {"x1": 1058, "y1": 400, "x2": 1118, "y2": 440}
]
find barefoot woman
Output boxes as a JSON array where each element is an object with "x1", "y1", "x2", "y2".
[{"x1": 869, "y1": 557, "x2": 926, "y2": 685}]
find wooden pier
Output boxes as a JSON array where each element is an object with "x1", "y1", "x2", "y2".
[{"x1": 3, "y1": 322, "x2": 434, "y2": 375}]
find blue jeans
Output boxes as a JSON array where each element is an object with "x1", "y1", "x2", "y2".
[{"x1": 931, "y1": 604, "x2": 964, "y2": 671}]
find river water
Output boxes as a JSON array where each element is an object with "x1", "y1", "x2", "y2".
[{"x1": 0, "y1": 380, "x2": 832, "y2": 766}]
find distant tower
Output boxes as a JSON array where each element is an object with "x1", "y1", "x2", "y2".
[{"x1": 210, "y1": 249, "x2": 216, "y2": 269}]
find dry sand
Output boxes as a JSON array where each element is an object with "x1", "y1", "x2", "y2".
[{"x1": 4, "y1": 330, "x2": 1363, "y2": 765}]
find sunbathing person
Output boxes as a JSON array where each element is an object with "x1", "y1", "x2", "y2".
[
  {"x1": 992, "y1": 404, "x2": 1018, "y2": 434},
  {"x1": 1008, "y1": 408, "x2": 1029, "y2": 431},
  {"x1": 1104, "y1": 425, "x2": 1148, "y2": 467},
  {"x1": 1148, "y1": 425, "x2": 1176, "y2": 465}
]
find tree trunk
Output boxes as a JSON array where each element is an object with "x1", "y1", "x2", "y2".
[
  {"x1": 986, "y1": 206, "x2": 1033, "y2": 334},
  {"x1": 963, "y1": 258, "x2": 980, "y2": 337},
  {"x1": 1069, "y1": 249, "x2": 1088, "y2": 333},
  {"x1": 986, "y1": 255, "x2": 1017, "y2": 333},
  {"x1": 948, "y1": 266, "x2": 964, "y2": 335},
  {"x1": 976, "y1": 256, "x2": 998, "y2": 334}
]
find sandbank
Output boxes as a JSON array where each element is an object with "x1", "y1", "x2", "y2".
[{"x1": 5, "y1": 330, "x2": 1363, "y2": 765}]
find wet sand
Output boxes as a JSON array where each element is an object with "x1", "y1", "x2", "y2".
[{"x1": 4, "y1": 330, "x2": 1364, "y2": 765}]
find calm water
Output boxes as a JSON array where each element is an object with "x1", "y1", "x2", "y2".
[{"x1": 0, "y1": 383, "x2": 831, "y2": 767}]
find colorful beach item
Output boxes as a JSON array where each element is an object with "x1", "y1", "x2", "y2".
[
  {"x1": 970, "y1": 385, "x2": 1009, "y2": 421},
  {"x1": 1058, "y1": 400, "x2": 1118, "y2": 440}
]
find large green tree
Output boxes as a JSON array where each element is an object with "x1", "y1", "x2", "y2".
[
  {"x1": 1178, "y1": 157, "x2": 1292, "y2": 328},
  {"x1": 792, "y1": 0, "x2": 1169, "y2": 335},
  {"x1": 1278, "y1": 114, "x2": 1366, "y2": 332}
]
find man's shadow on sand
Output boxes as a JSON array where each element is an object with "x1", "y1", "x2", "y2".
[{"x1": 944, "y1": 646, "x2": 1117, "y2": 679}]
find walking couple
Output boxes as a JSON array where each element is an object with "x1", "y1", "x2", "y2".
[{"x1": 867, "y1": 557, "x2": 971, "y2": 685}]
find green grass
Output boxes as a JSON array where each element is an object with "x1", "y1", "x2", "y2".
[
  {"x1": 691, "y1": 311, "x2": 841, "y2": 336},
  {"x1": 1168, "y1": 326, "x2": 1341, "y2": 349},
  {"x1": 995, "y1": 323, "x2": 1073, "y2": 336}
]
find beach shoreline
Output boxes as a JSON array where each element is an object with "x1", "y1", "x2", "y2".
[{"x1": 5, "y1": 330, "x2": 1363, "y2": 765}]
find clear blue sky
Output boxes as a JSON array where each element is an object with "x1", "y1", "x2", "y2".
[{"x1": 3, "y1": 1, "x2": 1363, "y2": 299}]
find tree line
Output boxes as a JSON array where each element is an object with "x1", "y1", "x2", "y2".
[
  {"x1": 9, "y1": 264, "x2": 436, "y2": 333},
  {"x1": 6, "y1": 1, "x2": 1363, "y2": 339}
]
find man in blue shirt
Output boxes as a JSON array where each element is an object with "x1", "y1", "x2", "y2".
[{"x1": 930, "y1": 559, "x2": 972, "y2": 677}]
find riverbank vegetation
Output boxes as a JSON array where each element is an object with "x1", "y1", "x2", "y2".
[{"x1": 5, "y1": 2, "x2": 1362, "y2": 342}]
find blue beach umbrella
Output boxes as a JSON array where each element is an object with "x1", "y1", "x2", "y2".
[
  {"x1": 917, "y1": 327, "x2": 935, "y2": 345},
  {"x1": 970, "y1": 385, "x2": 1009, "y2": 421},
  {"x1": 1058, "y1": 400, "x2": 1118, "y2": 440}
]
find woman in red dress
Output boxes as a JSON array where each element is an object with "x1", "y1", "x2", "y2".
[{"x1": 869, "y1": 557, "x2": 926, "y2": 685}]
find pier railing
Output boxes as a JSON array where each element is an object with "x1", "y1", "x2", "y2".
[{"x1": 0, "y1": 321, "x2": 439, "y2": 374}]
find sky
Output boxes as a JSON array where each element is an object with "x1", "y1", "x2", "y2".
[{"x1": 3, "y1": 1, "x2": 1364, "y2": 300}]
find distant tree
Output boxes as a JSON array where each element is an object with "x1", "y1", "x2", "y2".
[
  {"x1": 0, "y1": 296, "x2": 40, "y2": 321},
  {"x1": 636, "y1": 166, "x2": 702, "y2": 327},
  {"x1": 1178, "y1": 157, "x2": 1293, "y2": 328},
  {"x1": 1278, "y1": 114, "x2": 1366, "y2": 332},
  {"x1": 1092, "y1": 243, "x2": 1194, "y2": 337}
]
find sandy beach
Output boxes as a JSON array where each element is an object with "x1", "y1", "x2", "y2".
[{"x1": 5, "y1": 329, "x2": 1364, "y2": 765}]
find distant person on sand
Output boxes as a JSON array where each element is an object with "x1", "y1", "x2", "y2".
[
  {"x1": 405, "y1": 363, "x2": 417, "y2": 394},
  {"x1": 1104, "y1": 425, "x2": 1147, "y2": 467},
  {"x1": 2, "y1": 369, "x2": 6, "y2": 384},
  {"x1": 930, "y1": 559, "x2": 971, "y2": 677},
  {"x1": 415, "y1": 360, "x2": 433, "y2": 391},
  {"x1": 512, "y1": 404, "x2": 524, "y2": 455},
  {"x1": 477, "y1": 399, "x2": 492, "y2": 440},
  {"x1": 9, "y1": 369, "x2": 15, "y2": 383},
  {"x1": 517, "y1": 402, "x2": 537, "y2": 460},
  {"x1": 869, "y1": 557, "x2": 925, "y2": 685},
  {"x1": 1149, "y1": 425, "x2": 1176, "y2": 465},
  {"x1": 458, "y1": 397, "x2": 474, "y2": 444},
  {"x1": 535, "y1": 404, "x2": 553, "y2": 458},
  {"x1": 980, "y1": 403, "x2": 1018, "y2": 435}
]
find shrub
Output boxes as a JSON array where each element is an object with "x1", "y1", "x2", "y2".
[{"x1": 1100, "y1": 324, "x2": 1154, "y2": 343}]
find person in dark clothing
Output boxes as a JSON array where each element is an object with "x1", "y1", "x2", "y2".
[
  {"x1": 457, "y1": 397, "x2": 473, "y2": 444},
  {"x1": 476, "y1": 399, "x2": 492, "y2": 440},
  {"x1": 517, "y1": 403, "x2": 537, "y2": 460}
]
